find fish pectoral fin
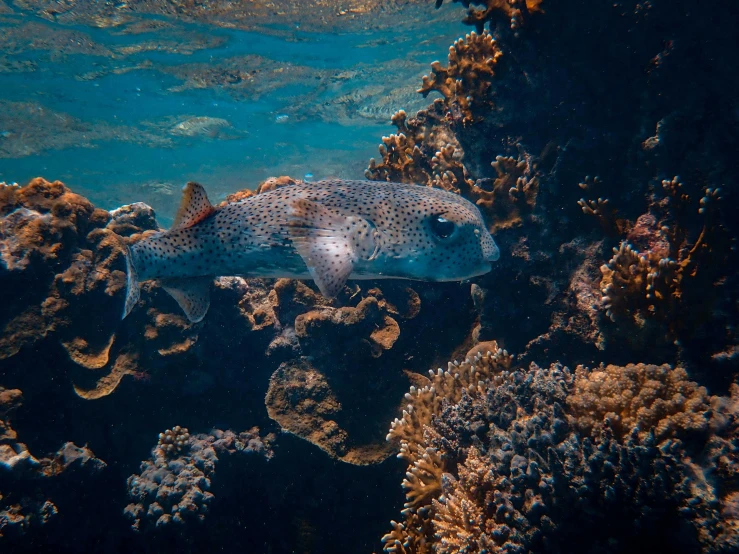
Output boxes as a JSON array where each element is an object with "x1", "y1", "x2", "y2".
[
  {"x1": 161, "y1": 277, "x2": 211, "y2": 323},
  {"x1": 172, "y1": 182, "x2": 215, "y2": 230},
  {"x1": 287, "y1": 198, "x2": 376, "y2": 298}
]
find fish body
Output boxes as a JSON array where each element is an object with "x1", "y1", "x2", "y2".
[{"x1": 124, "y1": 179, "x2": 500, "y2": 322}]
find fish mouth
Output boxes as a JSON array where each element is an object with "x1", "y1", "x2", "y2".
[{"x1": 485, "y1": 243, "x2": 500, "y2": 262}]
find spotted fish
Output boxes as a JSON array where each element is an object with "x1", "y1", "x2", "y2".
[{"x1": 123, "y1": 179, "x2": 500, "y2": 322}]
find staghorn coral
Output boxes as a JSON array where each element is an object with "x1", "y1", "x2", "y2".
[
  {"x1": 418, "y1": 30, "x2": 502, "y2": 125},
  {"x1": 125, "y1": 428, "x2": 273, "y2": 531},
  {"x1": 383, "y1": 343, "x2": 512, "y2": 551}
]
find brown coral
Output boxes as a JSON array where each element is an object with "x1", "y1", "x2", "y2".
[
  {"x1": 383, "y1": 342, "x2": 512, "y2": 551},
  {"x1": 365, "y1": 106, "x2": 452, "y2": 185},
  {"x1": 435, "y1": 0, "x2": 544, "y2": 33},
  {"x1": 264, "y1": 357, "x2": 395, "y2": 465},
  {"x1": 597, "y1": 178, "x2": 732, "y2": 345},
  {"x1": 295, "y1": 295, "x2": 402, "y2": 359},
  {"x1": 0, "y1": 387, "x2": 22, "y2": 443},
  {"x1": 418, "y1": 30, "x2": 502, "y2": 125},
  {"x1": 568, "y1": 363, "x2": 711, "y2": 441}
]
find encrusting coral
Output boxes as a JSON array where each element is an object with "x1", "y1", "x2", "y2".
[{"x1": 382, "y1": 344, "x2": 739, "y2": 553}]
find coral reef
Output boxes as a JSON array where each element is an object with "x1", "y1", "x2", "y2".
[
  {"x1": 382, "y1": 347, "x2": 739, "y2": 553},
  {"x1": 1, "y1": 0, "x2": 738, "y2": 551},
  {"x1": 125, "y1": 428, "x2": 273, "y2": 531}
]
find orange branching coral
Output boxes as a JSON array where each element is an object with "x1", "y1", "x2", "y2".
[
  {"x1": 383, "y1": 343, "x2": 512, "y2": 552},
  {"x1": 418, "y1": 31, "x2": 502, "y2": 125},
  {"x1": 598, "y1": 177, "x2": 731, "y2": 342},
  {"x1": 568, "y1": 363, "x2": 711, "y2": 441},
  {"x1": 365, "y1": 106, "x2": 454, "y2": 185},
  {"x1": 577, "y1": 176, "x2": 630, "y2": 235},
  {"x1": 435, "y1": 0, "x2": 544, "y2": 33},
  {"x1": 469, "y1": 153, "x2": 539, "y2": 231},
  {"x1": 428, "y1": 144, "x2": 475, "y2": 196},
  {"x1": 430, "y1": 448, "x2": 489, "y2": 554}
]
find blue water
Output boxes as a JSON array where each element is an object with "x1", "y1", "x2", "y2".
[{"x1": 0, "y1": 4, "x2": 461, "y2": 223}]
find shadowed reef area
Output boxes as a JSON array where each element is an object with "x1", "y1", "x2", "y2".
[{"x1": 1, "y1": 0, "x2": 738, "y2": 552}]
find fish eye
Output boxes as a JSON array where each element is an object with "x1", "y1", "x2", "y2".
[{"x1": 429, "y1": 214, "x2": 456, "y2": 239}]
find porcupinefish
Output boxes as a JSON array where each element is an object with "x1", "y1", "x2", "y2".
[{"x1": 123, "y1": 179, "x2": 500, "y2": 322}]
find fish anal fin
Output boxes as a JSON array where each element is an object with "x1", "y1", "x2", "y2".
[
  {"x1": 161, "y1": 277, "x2": 211, "y2": 323},
  {"x1": 287, "y1": 198, "x2": 376, "y2": 298},
  {"x1": 172, "y1": 182, "x2": 215, "y2": 230}
]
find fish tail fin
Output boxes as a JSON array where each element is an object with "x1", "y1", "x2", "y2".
[{"x1": 122, "y1": 244, "x2": 140, "y2": 320}]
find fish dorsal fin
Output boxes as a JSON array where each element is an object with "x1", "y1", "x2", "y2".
[
  {"x1": 172, "y1": 182, "x2": 215, "y2": 230},
  {"x1": 287, "y1": 198, "x2": 377, "y2": 298},
  {"x1": 161, "y1": 277, "x2": 211, "y2": 323}
]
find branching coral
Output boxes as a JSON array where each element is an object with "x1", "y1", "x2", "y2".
[
  {"x1": 434, "y1": 0, "x2": 544, "y2": 33},
  {"x1": 418, "y1": 31, "x2": 502, "y2": 125},
  {"x1": 383, "y1": 345, "x2": 739, "y2": 553},
  {"x1": 597, "y1": 177, "x2": 732, "y2": 344},
  {"x1": 365, "y1": 104, "x2": 453, "y2": 185},
  {"x1": 383, "y1": 342, "x2": 512, "y2": 551}
]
